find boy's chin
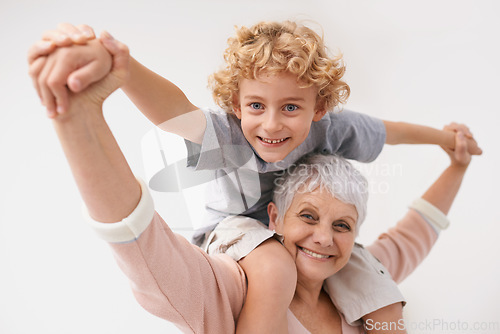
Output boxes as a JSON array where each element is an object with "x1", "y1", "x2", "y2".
[{"x1": 257, "y1": 152, "x2": 287, "y2": 163}]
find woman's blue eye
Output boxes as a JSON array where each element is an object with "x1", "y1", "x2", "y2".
[
  {"x1": 284, "y1": 104, "x2": 298, "y2": 112},
  {"x1": 333, "y1": 221, "x2": 351, "y2": 232},
  {"x1": 300, "y1": 213, "x2": 315, "y2": 221},
  {"x1": 250, "y1": 103, "x2": 263, "y2": 110}
]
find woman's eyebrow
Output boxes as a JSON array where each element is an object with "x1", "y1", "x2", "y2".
[
  {"x1": 337, "y1": 215, "x2": 357, "y2": 225},
  {"x1": 298, "y1": 201, "x2": 320, "y2": 211}
]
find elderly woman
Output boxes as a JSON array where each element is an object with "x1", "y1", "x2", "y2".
[{"x1": 34, "y1": 34, "x2": 474, "y2": 333}]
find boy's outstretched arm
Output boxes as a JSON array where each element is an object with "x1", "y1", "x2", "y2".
[
  {"x1": 28, "y1": 23, "x2": 205, "y2": 143},
  {"x1": 383, "y1": 120, "x2": 482, "y2": 156},
  {"x1": 122, "y1": 57, "x2": 205, "y2": 143}
]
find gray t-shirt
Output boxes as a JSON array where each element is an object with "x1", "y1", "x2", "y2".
[{"x1": 185, "y1": 107, "x2": 386, "y2": 244}]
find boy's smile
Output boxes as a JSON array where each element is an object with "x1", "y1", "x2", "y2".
[{"x1": 234, "y1": 72, "x2": 326, "y2": 163}]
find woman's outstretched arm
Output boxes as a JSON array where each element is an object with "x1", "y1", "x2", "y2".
[
  {"x1": 32, "y1": 31, "x2": 247, "y2": 333},
  {"x1": 366, "y1": 125, "x2": 476, "y2": 282},
  {"x1": 37, "y1": 33, "x2": 140, "y2": 223},
  {"x1": 420, "y1": 124, "x2": 472, "y2": 216}
]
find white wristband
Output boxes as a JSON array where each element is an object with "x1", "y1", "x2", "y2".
[
  {"x1": 82, "y1": 178, "x2": 155, "y2": 243},
  {"x1": 410, "y1": 198, "x2": 450, "y2": 231}
]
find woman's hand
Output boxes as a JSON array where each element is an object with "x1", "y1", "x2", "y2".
[
  {"x1": 441, "y1": 123, "x2": 475, "y2": 169},
  {"x1": 29, "y1": 31, "x2": 129, "y2": 118},
  {"x1": 27, "y1": 24, "x2": 130, "y2": 117},
  {"x1": 27, "y1": 23, "x2": 96, "y2": 68}
]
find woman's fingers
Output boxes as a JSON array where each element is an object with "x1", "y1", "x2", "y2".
[
  {"x1": 56, "y1": 22, "x2": 91, "y2": 44},
  {"x1": 28, "y1": 56, "x2": 47, "y2": 100},
  {"x1": 37, "y1": 56, "x2": 58, "y2": 117},
  {"x1": 443, "y1": 122, "x2": 481, "y2": 155},
  {"x1": 27, "y1": 40, "x2": 55, "y2": 64},
  {"x1": 46, "y1": 57, "x2": 75, "y2": 115},
  {"x1": 444, "y1": 122, "x2": 473, "y2": 138},
  {"x1": 76, "y1": 24, "x2": 96, "y2": 40},
  {"x1": 41, "y1": 23, "x2": 95, "y2": 47},
  {"x1": 41, "y1": 29, "x2": 73, "y2": 46},
  {"x1": 454, "y1": 132, "x2": 471, "y2": 166}
]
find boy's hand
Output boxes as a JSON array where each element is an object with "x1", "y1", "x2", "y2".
[
  {"x1": 441, "y1": 123, "x2": 474, "y2": 169},
  {"x1": 29, "y1": 31, "x2": 129, "y2": 118},
  {"x1": 27, "y1": 24, "x2": 97, "y2": 85},
  {"x1": 444, "y1": 122, "x2": 482, "y2": 156},
  {"x1": 27, "y1": 24, "x2": 127, "y2": 117}
]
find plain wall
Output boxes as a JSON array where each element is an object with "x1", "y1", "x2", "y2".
[{"x1": 1, "y1": 0, "x2": 499, "y2": 333}]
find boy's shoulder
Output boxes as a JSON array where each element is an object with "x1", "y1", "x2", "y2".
[
  {"x1": 312, "y1": 109, "x2": 383, "y2": 132},
  {"x1": 200, "y1": 106, "x2": 246, "y2": 142}
]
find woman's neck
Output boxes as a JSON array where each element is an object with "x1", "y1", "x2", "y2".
[
  {"x1": 290, "y1": 278, "x2": 342, "y2": 333},
  {"x1": 293, "y1": 278, "x2": 324, "y2": 307}
]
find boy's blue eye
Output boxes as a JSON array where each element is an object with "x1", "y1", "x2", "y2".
[
  {"x1": 284, "y1": 104, "x2": 298, "y2": 112},
  {"x1": 250, "y1": 102, "x2": 263, "y2": 110}
]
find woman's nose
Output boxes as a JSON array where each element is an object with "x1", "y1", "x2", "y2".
[{"x1": 312, "y1": 225, "x2": 334, "y2": 247}]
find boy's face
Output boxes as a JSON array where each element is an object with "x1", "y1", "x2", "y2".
[{"x1": 234, "y1": 72, "x2": 326, "y2": 163}]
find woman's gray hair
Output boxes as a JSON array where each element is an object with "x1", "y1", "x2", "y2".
[{"x1": 273, "y1": 154, "x2": 368, "y2": 233}]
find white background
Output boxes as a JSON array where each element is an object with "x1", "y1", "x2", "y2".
[{"x1": 1, "y1": 0, "x2": 499, "y2": 333}]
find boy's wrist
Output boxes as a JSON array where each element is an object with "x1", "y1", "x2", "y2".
[{"x1": 121, "y1": 56, "x2": 138, "y2": 90}]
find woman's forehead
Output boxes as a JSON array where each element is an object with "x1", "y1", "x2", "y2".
[{"x1": 290, "y1": 188, "x2": 357, "y2": 217}]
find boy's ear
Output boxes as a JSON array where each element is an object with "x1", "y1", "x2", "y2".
[
  {"x1": 313, "y1": 108, "x2": 327, "y2": 122},
  {"x1": 233, "y1": 107, "x2": 242, "y2": 119},
  {"x1": 267, "y1": 201, "x2": 281, "y2": 231},
  {"x1": 232, "y1": 95, "x2": 242, "y2": 119}
]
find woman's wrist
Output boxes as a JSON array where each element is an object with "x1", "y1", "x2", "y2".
[{"x1": 448, "y1": 160, "x2": 469, "y2": 174}]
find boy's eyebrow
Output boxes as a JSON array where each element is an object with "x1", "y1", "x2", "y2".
[{"x1": 241, "y1": 95, "x2": 307, "y2": 102}]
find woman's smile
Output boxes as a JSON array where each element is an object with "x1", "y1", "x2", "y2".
[{"x1": 298, "y1": 246, "x2": 333, "y2": 261}]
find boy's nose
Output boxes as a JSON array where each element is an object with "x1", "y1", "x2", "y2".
[{"x1": 262, "y1": 110, "x2": 283, "y2": 133}]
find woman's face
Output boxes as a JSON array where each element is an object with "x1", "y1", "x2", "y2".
[{"x1": 269, "y1": 188, "x2": 358, "y2": 284}]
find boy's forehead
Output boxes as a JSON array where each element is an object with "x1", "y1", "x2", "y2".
[
  {"x1": 239, "y1": 71, "x2": 316, "y2": 92},
  {"x1": 253, "y1": 71, "x2": 299, "y2": 83}
]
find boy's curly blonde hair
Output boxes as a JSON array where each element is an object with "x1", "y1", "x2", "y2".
[{"x1": 209, "y1": 20, "x2": 350, "y2": 113}]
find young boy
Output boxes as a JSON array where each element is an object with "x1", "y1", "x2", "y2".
[{"x1": 29, "y1": 21, "x2": 481, "y2": 333}]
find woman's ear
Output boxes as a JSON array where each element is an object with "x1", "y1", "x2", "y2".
[{"x1": 268, "y1": 201, "x2": 280, "y2": 231}]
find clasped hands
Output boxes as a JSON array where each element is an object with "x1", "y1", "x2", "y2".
[{"x1": 28, "y1": 23, "x2": 129, "y2": 118}]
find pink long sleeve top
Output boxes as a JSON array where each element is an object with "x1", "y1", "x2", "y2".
[{"x1": 85, "y1": 180, "x2": 441, "y2": 333}]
